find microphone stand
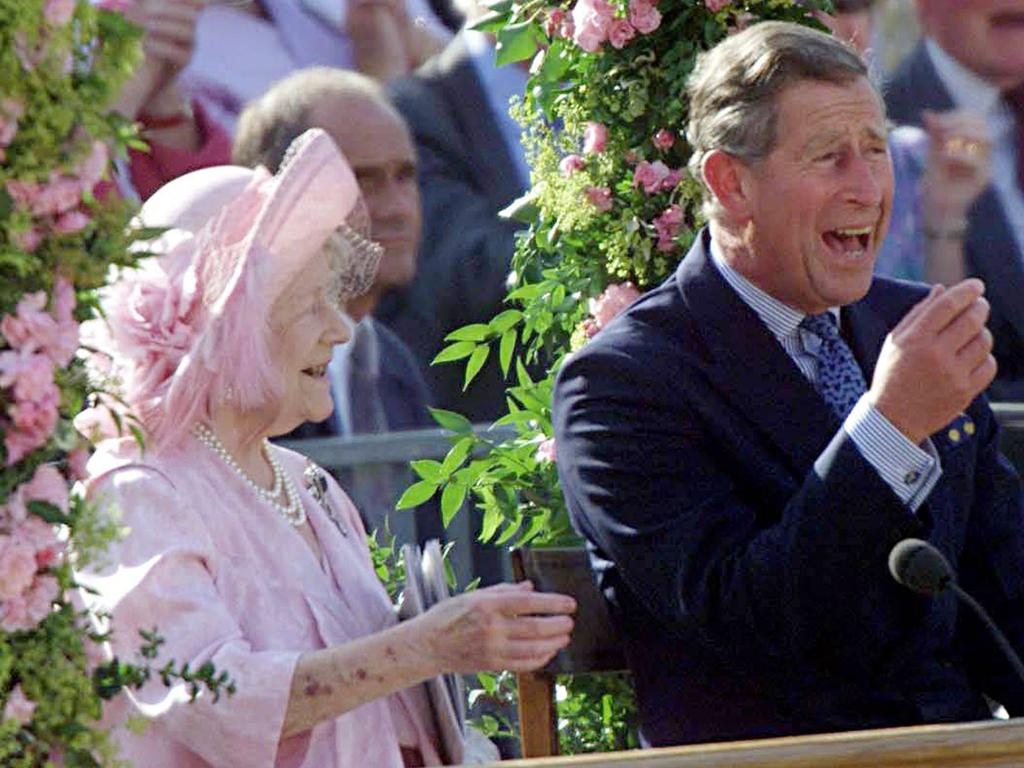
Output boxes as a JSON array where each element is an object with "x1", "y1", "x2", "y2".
[{"x1": 949, "y1": 582, "x2": 1024, "y2": 686}]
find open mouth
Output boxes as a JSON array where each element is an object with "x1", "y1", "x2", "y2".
[
  {"x1": 822, "y1": 226, "x2": 872, "y2": 260},
  {"x1": 302, "y1": 363, "x2": 328, "y2": 378}
]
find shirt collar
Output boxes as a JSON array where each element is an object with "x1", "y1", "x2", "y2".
[
  {"x1": 925, "y1": 38, "x2": 1005, "y2": 118},
  {"x1": 708, "y1": 235, "x2": 839, "y2": 340}
]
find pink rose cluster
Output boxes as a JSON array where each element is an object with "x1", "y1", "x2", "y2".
[
  {"x1": 633, "y1": 160, "x2": 684, "y2": 194},
  {"x1": 0, "y1": 465, "x2": 67, "y2": 632},
  {"x1": 544, "y1": 7, "x2": 575, "y2": 39},
  {"x1": 6, "y1": 140, "x2": 108, "y2": 250},
  {"x1": 0, "y1": 278, "x2": 79, "y2": 465},
  {"x1": 584, "y1": 281, "x2": 641, "y2": 337},
  {"x1": 653, "y1": 204, "x2": 684, "y2": 252},
  {"x1": 705, "y1": 0, "x2": 730, "y2": 12},
  {"x1": 571, "y1": 0, "x2": 661, "y2": 52}
]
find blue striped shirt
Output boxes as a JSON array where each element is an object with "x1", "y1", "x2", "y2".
[{"x1": 710, "y1": 239, "x2": 940, "y2": 511}]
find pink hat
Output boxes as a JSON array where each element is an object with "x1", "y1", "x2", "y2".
[{"x1": 78, "y1": 129, "x2": 381, "y2": 450}]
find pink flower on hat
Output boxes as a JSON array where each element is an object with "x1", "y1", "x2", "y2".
[
  {"x1": 572, "y1": 0, "x2": 615, "y2": 52},
  {"x1": 628, "y1": 0, "x2": 661, "y2": 34},
  {"x1": 608, "y1": 18, "x2": 636, "y2": 48},
  {"x1": 560, "y1": 154, "x2": 586, "y2": 176},
  {"x1": 652, "y1": 129, "x2": 675, "y2": 150},
  {"x1": 3, "y1": 685, "x2": 36, "y2": 726},
  {"x1": 583, "y1": 122, "x2": 608, "y2": 154},
  {"x1": 589, "y1": 282, "x2": 641, "y2": 332},
  {"x1": 633, "y1": 160, "x2": 671, "y2": 194},
  {"x1": 585, "y1": 186, "x2": 614, "y2": 212}
]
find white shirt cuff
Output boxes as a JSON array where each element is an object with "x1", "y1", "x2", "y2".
[{"x1": 843, "y1": 395, "x2": 942, "y2": 512}]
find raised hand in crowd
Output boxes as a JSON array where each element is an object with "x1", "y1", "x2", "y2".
[
  {"x1": 919, "y1": 109, "x2": 993, "y2": 285},
  {"x1": 347, "y1": 0, "x2": 444, "y2": 80},
  {"x1": 869, "y1": 279, "x2": 996, "y2": 445}
]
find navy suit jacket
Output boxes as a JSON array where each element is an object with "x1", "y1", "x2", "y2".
[
  {"x1": 886, "y1": 42, "x2": 1024, "y2": 399},
  {"x1": 553, "y1": 230, "x2": 1024, "y2": 746}
]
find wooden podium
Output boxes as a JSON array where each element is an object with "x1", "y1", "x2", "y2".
[{"x1": 490, "y1": 717, "x2": 1024, "y2": 767}]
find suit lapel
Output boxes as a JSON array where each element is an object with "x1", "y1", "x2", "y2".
[{"x1": 676, "y1": 234, "x2": 841, "y2": 477}]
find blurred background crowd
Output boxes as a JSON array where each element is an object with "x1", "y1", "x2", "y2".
[{"x1": 99, "y1": 0, "x2": 1024, "y2": 574}]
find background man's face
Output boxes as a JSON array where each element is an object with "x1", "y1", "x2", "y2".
[
  {"x1": 736, "y1": 77, "x2": 893, "y2": 314},
  {"x1": 310, "y1": 97, "x2": 422, "y2": 291},
  {"x1": 918, "y1": 0, "x2": 1024, "y2": 89}
]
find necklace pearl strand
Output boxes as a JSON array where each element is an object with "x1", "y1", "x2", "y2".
[{"x1": 193, "y1": 423, "x2": 307, "y2": 527}]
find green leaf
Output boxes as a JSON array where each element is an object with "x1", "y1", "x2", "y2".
[
  {"x1": 499, "y1": 188, "x2": 541, "y2": 223},
  {"x1": 27, "y1": 500, "x2": 70, "y2": 525},
  {"x1": 480, "y1": 506, "x2": 502, "y2": 542},
  {"x1": 441, "y1": 436, "x2": 474, "y2": 475},
  {"x1": 429, "y1": 408, "x2": 474, "y2": 434},
  {"x1": 410, "y1": 459, "x2": 445, "y2": 482},
  {"x1": 516, "y1": 358, "x2": 534, "y2": 388},
  {"x1": 395, "y1": 480, "x2": 439, "y2": 510},
  {"x1": 536, "y1": 40, "x2": 572, "y2": 83},
  {"x1": 468, "y1": 9, "x2": 510, "y2": 33},
  {"x1": 432, "y1": 340, "x2": 477, "y2": 365},
  {"x1": 499, "y1": 328, "x2": 517, "y2": 377},
  {"x1": 444, "y1": 323, "x2": 492, "y2": 342},
  {"x1": 494, "y1": 20, "x2": 543, "y2": 66},
  {"x1": 489, "y1": 309, "x2": 523, "y2": 334},
  {"x1": 495, "y1": 515, "x2": 523, "y2": 545},
  {"x1": 463, "y1": 344, "x2": 491, "y2": 391},
  {"x1": 441, "y1": 483, "x2": 468, "y2": 527}
]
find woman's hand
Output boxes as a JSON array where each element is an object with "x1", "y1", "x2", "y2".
[
  {"x1": 415, "y1": 581, "x2": 576, "y2": 674},
  {"x1": 920, "y1": 109, "x2": 993, "y2": 231}
]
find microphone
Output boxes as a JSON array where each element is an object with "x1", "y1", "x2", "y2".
[{"x1": 889, "y1": 538, "x2": 1024, "y2": 686}]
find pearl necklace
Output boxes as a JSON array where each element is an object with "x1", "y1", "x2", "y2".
[{"x1": 193, "y1": 423, "x2": 307, "y2": 527}]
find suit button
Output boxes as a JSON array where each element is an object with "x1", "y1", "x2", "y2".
[
  {"x1": 948, "y1": 428, "x2": 961, "y2": 443},
  {"x1": 964, "y1": 421, "x2": 976, "y2": 436}
]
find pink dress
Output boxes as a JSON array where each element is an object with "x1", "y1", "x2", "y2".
[{"x1": 78, "y1": 436, "x2": 441, "y2": 767}]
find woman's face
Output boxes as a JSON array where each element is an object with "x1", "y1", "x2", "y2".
[{"x1": 266, "y1": 250, "x2": 352, "y2": 434}]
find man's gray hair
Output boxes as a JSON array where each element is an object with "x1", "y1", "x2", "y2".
[
  {"x1": 233, "y1": 67, "x2": 404, "y2": 173},
  {"x1": 686, "y1": 21, "x2": 872, "y2": 215}
]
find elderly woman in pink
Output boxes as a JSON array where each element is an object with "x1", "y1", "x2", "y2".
[{"x1": 75, "y1": 129, "x2": 575, "y2": 767}]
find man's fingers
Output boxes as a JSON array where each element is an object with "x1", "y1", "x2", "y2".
[
  {"x1": 911, "y1": 278, "x2": 985, "y2": 335},
  {"x1": 957, "y1": 327, "x2": 994, "y2": 371},
  {"x1": 894, "y1": 283, "x2": 944, "y2": 332},
  {"x1": 504, "y1": 614, "x2": 575, "y2": 640},
  {"x1": 968, "y1": 352, "x2": 998, "y2": 393},
  {"x1": 939, "y1": 297, "x2": 990, "y2": 352}
]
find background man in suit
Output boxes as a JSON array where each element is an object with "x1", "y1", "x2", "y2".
[
  {"x1": 387, "y1": 0, "x2": 530, "y2": 422},
  {"x1": 234, "y1": 69, "x2": 442, "y2": 545},
  {"x1": 885, "y1": 0, "x2": 1024, "y2": 398},
  {"x1": 554, "y1": 21, "x2": 1024, "y2": 748}
]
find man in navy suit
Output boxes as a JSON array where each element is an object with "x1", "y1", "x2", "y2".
[
  {"x1": 885, "y1": 0, "x2": 1024, "y2": 399},
  {"x1": 554, "y1": 22, "x2": 1024, "y2": 747}
]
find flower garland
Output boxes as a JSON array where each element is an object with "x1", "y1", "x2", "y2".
[{"x1": 0, "y1": 3, "x2": 231, "y2": 764}]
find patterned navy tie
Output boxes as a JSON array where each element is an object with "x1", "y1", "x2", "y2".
[{"x1": 799, "y1": 312, "x2": 867, "y2": 420}]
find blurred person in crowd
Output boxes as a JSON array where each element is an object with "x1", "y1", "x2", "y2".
[
  {"x1": 76, "y1": 128, "x2": 576, "y2": 767},
  {"x1": 177, "y1": 0, "x2": 450, "y2": 135},
  {"x1": 555, "y1": 21, "x2": 1024, "y2": 747},
  {"x1": 802, "y1": 1, "x2": 994, "y2": 289},
  {"x1": 233, "y1": 68, "x2": 441, "y2": 544},
  {"x1": 886, "y1": 0, "x2": 1024, "y2": 399},
  {"x1": 386, "y1": 0, "x2": 531, "y2": 422},
  {"x1": 103, "y1": 0, "x2": 231, "y2": 200}
]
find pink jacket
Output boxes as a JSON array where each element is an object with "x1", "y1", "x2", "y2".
[{"x1": 78, "y1": 436, "x2": 440, "y2": 767}]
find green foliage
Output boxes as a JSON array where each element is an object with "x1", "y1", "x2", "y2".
[{"x1": 406, "y1": 0, "x2": 831, "y2": 755}]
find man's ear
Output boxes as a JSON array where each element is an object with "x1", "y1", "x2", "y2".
[{"x1": 702, "y1": 149, "x2": 754, "y2": 221}]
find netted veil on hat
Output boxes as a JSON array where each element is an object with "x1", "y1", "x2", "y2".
[{"x1": 79, "y1": 128, "x2": 382, "y2": 450}]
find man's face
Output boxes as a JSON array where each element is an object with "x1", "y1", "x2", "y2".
[
  {"x1": 310, "y1": 97, "x2": 422, "y2": 291},
  {"x1": 735, "y1": 77, "x2": 893, "y2": 314},
  {"x1": 918, "y1": 0, "x2": 1024, "y2": 89}
]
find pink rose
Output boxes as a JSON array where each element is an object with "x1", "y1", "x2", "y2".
[
  {"x1": 0, "y1": 536, "x2": 37, "y2": 600},
  {"x1": 12, "y1": 227, "x2": 44, "y2": 254},
  {"x1": 589, "y1": 282, "x2": 641, "y2": 331},
  {"x1": 0, "y1": 350, "x2": 55, "y2": 403},
  {"x1": 544, "y1": 7, "x2": 567, "y2": 37},
  {"x1": 34, "y1": 174, "x2": 82, "y2": 216},
  {"x1": 0, "y1": 99, "x2": 24, "y2": 148},
  {"x1": 5, "y1": 180, "x2": 41, "y2": 211},
  {"x1": 654, "y1": 204, "x2": 684, "y2": 252},
  {"x1": 13, "y1": 515, "x2": 64, "y2": 570},
  {"x1": 2, "y1": 574, "x2": 59, "y2": 631},
  {"x1": 559, "y1": 154, "x2": 586, "y2": 176},
  {"x1": 608, "y1": 18, "x2": 636, "y2": 48},
  {"x1": 559, "y1": 16, "x2": 575, "y2": 38},
  {"x1": 583, "y1": 122, "x2": 608, "y2": 154},
  {"x1": 535, "y1": 438, "x2": 557, "y2": 464},
  {"x1": 662, "y1": 168, "x2": 684, "y2": 190},
  {"x1": 585, "y1": 186, "x2": 613, "y2": 212},
  {"x1": 633, "y1": 160, "x2": 671, "y2": 194},
  {"x1": 44, "y1": 0, "x2": 76, "y2": 25},
  {"x1": 704, "y1": 0, "x2": 729, "y2": 11},
  {"x1": 3, "y1": 685, "x2": 36, "y2": 726},
  {"x1": 652, "y1": 129, "x2": 675, "y2": 150},
  {"x1": 54, "y1": 210, "x2": 90, "y2": 234},
  {"x1": 572, "y1": 0, "x2": 614, "y2": 52},
  {"x1": 77, "y1": 140, "x2": 109, "y2": 189},
  {"x1": 628, "y1": 0, "x2": 661, "y2": 34},
  {"x1": 18, "y1": 464, "x2": 70, "y2": 517}
]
